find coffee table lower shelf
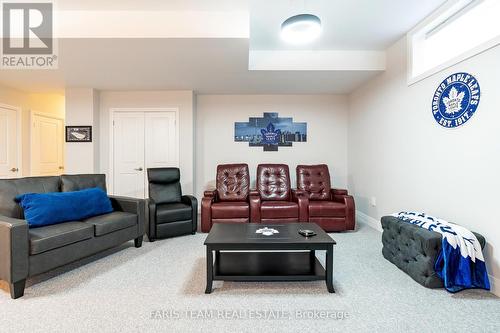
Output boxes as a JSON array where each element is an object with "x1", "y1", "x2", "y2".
[
  {"x1": 213, "y1": 252, "x2": 325, "y2": 281},
  {"x1": 206, "y1": 251, "x2": 331, "y2": 293}
]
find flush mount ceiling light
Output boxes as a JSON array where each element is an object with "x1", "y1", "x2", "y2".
[{"x1": 281, "y1": 14, "x2": 322, "y2": 44}]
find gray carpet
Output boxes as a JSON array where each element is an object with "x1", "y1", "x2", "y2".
[{"x1": 0, "y1": 222, "x2": 499, "y2": 333}]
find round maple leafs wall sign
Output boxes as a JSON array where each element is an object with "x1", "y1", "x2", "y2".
[{"x1": 432, "y1": 72, "x2": 481, "y2": 128}]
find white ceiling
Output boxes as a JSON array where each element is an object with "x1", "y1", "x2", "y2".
[
  {"x1": 0, "y1": 0, "x2": 447, "y2": 94},
  {"x1": 55, "y1": 0, "x2": 249, "y2": 11},
  {"x1": 0, "y1": 39, "x2": 381, "y2": 94},
  {"x1": 250, "y1": 0, "x2": 446, "y2": 50}
]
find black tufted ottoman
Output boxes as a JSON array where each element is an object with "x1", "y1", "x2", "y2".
[{"x1": 380, "y1": 216, "x2": 486, "y2": 288}]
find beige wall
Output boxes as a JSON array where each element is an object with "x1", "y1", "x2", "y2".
[
  {"x1": 0, "y1": 85, "x2": 65, "y2": 176},
  {"x1": 4, "y1": 38, "x2": 498, "y2": 296},
  {"x1": 195, "y1": 94, "x2": 349, "y2": 201},
  {"x1": 65, "y1": 88, "x2": 100, "y2": 174},
  {"x1": 348, "y1": 38, "x2": 500, "y2": 294},
  {"x1": 99, "y1": 90, "x2": 195, "y2": 194}
]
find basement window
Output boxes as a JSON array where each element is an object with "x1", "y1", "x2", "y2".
[{"x1": 408, "y1": 0, "x2": 500, "y2": 84}]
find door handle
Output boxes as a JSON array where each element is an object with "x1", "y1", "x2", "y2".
[
  {"x1": 134, "y1": 167, "x2": 143, "y2": 171},
  {"x1": 58, "y1": 166, "x2": 64, "y2": 170},
  {"x1": 10, "y1": 167, "x2": 19, "y2": 172}
]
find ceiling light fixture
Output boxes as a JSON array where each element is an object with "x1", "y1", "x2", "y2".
[{"x1": 281, "y1": 14, "x2": 322, "y2": 44}]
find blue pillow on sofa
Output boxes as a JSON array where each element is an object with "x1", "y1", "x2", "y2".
[{"x1": 15, "y1": 187, "x2": 113, "y2": 228}]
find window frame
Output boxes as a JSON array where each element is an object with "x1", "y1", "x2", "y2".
[{"x1": 407, "y1": 0, "x2": 500, "y2": 85}]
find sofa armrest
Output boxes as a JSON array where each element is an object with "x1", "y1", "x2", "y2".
[
  {"x1": 331, "y1": 188, "x2": 348, "y2": 200},
  {"x1": 201, "y1": 190, "x2": 216, "y2": 232},
  {"x1": 291, "y1": 189, "x2": 309, "y2": 222},
  {"x1": 182, "y1": 195, "x2": 198, "y2": 233},
  {"x1": 181, "y1": 195, "x2": 198, "y2": 209},
  {"x1": 0, "y1": 215, "x2": 29, "y2": 284},
  {"x1": 331, "y1": 189, "x2": 355, "y2": 230},
  {"x1": 249, "y1": 190, "x2": 261, "y2": 223},
  {"x1": 203, "y1": 189, "x2": 218, "y2": 199},
  {"x1": 148, "y1": 199, "x2": 157, "y2": 239},
  {"x1": 109, "y1": 195, "x2": 142, "y2": 214},
  {"x1": 109, "y1": 196, "x2": 146, "y2": 236}
]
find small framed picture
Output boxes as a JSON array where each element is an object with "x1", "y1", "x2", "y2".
[{"x1": 65, "y1": 126, "x2": 92, "y2": 142}]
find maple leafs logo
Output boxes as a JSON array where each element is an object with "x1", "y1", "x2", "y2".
[
  {"x1": 256, "y1": 227, "x2": 279, "y2": 236},
  {"x1": 442, "y1": 86, "x2": 465, "y2": 115},
  {"x1": 261, "y1": 122, "x2": 281, "y2": 144}
]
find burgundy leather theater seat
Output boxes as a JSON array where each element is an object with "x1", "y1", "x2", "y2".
[
  {"x1": 296, "y1": 164, "x2": 355, "y2": 232},
  {"x1": 201, "y1": 164, "x2": 250, "y2": 232},
  {"x1": 308, "y1": 201, "x2": 345, "y2": 217},
  {"x1": 211, "y1": 202, "x2": 249, "y2": 220},
  {"x1": 261, "y1": 201, "x2": 298, "y2": 219},
  {"x1": 250, "y1": 164, "x2": 307, "y2": 223}
]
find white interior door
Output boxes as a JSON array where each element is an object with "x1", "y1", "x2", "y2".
[
  {"x1": 145, "y1": 112, "x2": 178, "y2": 169},
  {"x1": 31, "y1": 113, "x2": 64, "y2": 176},
  {"x1": 0, "y1": 106, "x2": 20, "y2": 178},
  {"x1": 112, "y1": 110, "x2": 179, "y2": 199},
  {"x1": 113, "y1": 112, "x2": 146, "y2": 198}
]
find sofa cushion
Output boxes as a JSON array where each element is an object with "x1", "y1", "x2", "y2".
[
  {"x1": 148, "y1": 168, "x2": 182, "y2": 204},
  {"x1": 84, "y1": 211, "x2": 137, "y2": 236},
  {"x1": 257, "y1": 164, "x2": 291, "y2": 201},
  {"x1": 156, "y1": 220, "x2": 194, "y2": 238},
  {"x1": 61, "y1": 174, "x2": 107, "y2": 192},
  {"x1": 261, "y1": 201, "x2": 298, "y2": 219},
  {"x1": 296, "y1": 164, "x2": 331, "y2": 201},
  {"x1": 211, "y1": 202, "x2": 249, "y2": 219},
  {"x1": 0, "y1": 176, "x2": 60, "y2": 219},
  {"x1": 156, "y1": 203, "x2": 192, "y2": 224},
  {"x1": 29, "y1": 222, "x2": 94, "y2": 255},
  {"x1": 16, "y1": 188, "x2": 113, "y2": 228},
  {"x1": 216, "y1": 164, "x2": 250, "y2": 202},
  {"x1": 309, "y1": 201, "x2": 345, "y2": 217}
]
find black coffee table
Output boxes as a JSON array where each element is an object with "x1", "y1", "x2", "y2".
[{"x1": 204, "y1": 223, "x2": 336, "y2": 294}]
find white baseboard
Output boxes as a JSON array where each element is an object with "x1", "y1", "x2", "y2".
[
  {"x1": 355, "y1": 210, "x2": 500, "y2": 296},
  {"x1": 356, "y1": 210, "x2": 382, "y2": 232},
  {"x1": 488, "y1": 273, "x2": 500, "y2": 297}
]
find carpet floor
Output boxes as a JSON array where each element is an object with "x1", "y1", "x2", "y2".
[{"x1": 0, "y1": 222, "x2": 498, "y2": 333}]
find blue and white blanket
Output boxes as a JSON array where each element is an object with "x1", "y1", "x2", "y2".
[{"x1": 392, "y1": 211, "x2": 490, "y2": 293}]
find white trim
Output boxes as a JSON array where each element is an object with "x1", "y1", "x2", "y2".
[
  {"x1": 54, "y1": 10, "x2": 249, "y2": 39},
  {"x1": 108, "y1": 107, "x2": 180, "y2": 195},
  {"x1": 424, "y1": 0, "x2": 482, "y2": 38},
  {"x1": 407, "y1": 0, "x2": 500, "y2": 85},
  {"x1": 0, "y1": 103, "x2": 22, "y2": 177},
  {"x1": 29, "y1": 110, "x2": 64, "y2": 121},
  {"x1": 488, "y1": 274, "x2": 500, "y2": 297},
  {"x1": 356, "y1": 210, "x2": 382, "y2": 232},
  {"x1": 408, "y1": 36, "x2": 500, "y2": 85}
]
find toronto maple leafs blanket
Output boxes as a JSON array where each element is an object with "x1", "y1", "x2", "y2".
[{"x1": 392, "y1": 211, "x2": 490, "y2": 292}]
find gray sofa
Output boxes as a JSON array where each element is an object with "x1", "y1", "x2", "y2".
[
  {"x1": 0, "y1": 174, "x2": 146, "y2": 299},
  {"x1": 381, "y1": 216, "x2": 485, "y2": 288}
]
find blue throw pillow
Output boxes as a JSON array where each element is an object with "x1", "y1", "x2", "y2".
[{"x1": 16, "y1": 187, "x2": 113, "y2": 228}]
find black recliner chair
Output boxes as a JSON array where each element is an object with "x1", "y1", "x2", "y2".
[{"x1": 147, "y1": 168, "x2": 197, "y2": 240}]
